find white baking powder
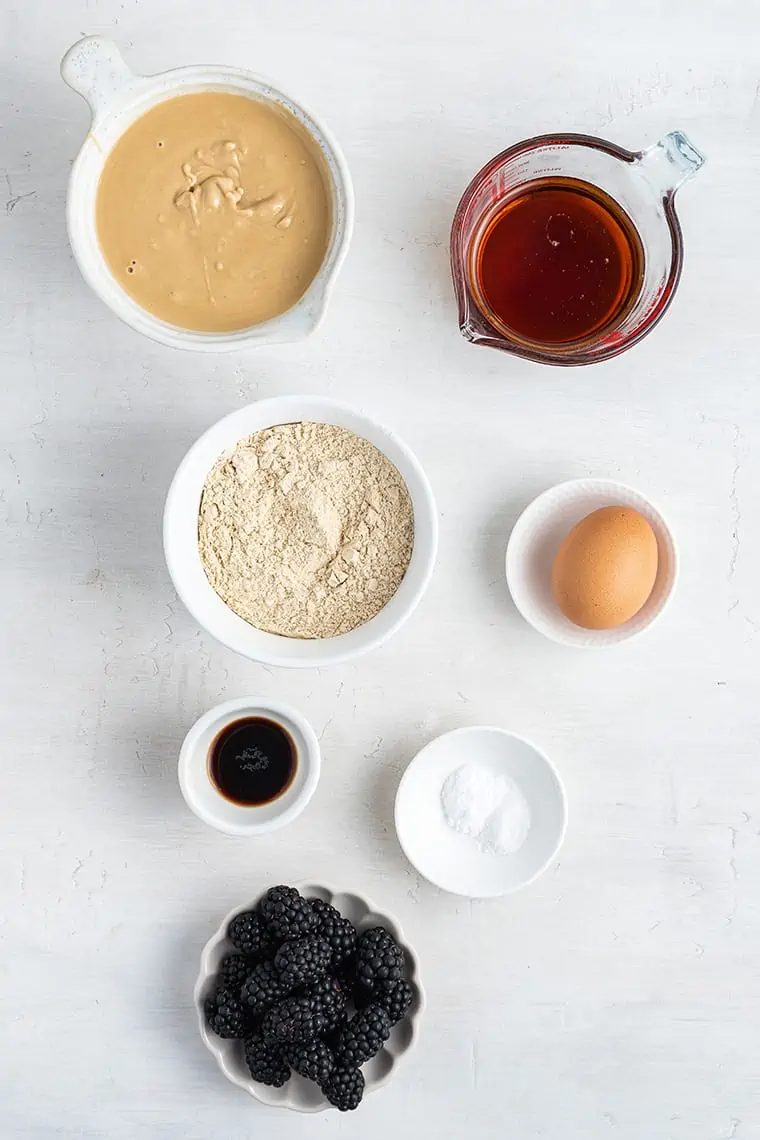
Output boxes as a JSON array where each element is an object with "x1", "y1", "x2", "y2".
[{"x1": 440, "y1": 763, "x2": 531, "y2": 856}]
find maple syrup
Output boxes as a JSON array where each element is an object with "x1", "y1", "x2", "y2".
[{"x1": 474, "y1": 177, "x2": 644, "y2": 346}]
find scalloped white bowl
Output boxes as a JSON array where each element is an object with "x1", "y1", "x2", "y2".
[{"x1": 194, "y1": 884, "x2": 425, "y2": 1113}]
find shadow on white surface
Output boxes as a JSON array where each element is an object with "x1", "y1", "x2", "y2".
[{"x1": 478, "y1": 485, "x2": 557, "y2": 620}]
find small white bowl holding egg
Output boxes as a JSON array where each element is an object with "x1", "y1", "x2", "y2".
[{"x1": 505, "y1": 478, "x2": 678, "y2": 648}]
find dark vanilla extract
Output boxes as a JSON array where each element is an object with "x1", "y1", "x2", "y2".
[{"x1": 209, "y1": 717, "x2": 297, "y2": 806}]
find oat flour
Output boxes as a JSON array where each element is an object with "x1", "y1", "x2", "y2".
[{"x1": 198, "y1": 422, "x2": 415, "y2": 638}]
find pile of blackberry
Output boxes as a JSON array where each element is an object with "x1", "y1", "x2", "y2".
[{"x1": 204, "y1": 885, "x2": 415, "y2": 1111}]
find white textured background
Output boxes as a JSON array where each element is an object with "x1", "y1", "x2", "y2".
[{"x1": 2, "y1": 2, "x2": 759, "y2": 1137}]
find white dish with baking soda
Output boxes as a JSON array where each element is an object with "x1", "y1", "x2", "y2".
[
  {"x1": 395, "y1": 727, "x2": 567, "y2": 898},
  {"x1": 164, "y1": 396, "x2": 438, "y2": 668}
]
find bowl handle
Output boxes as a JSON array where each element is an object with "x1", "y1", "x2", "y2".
[{"x1": 61, "y1": 36, "x2": 139, "y2": 119}]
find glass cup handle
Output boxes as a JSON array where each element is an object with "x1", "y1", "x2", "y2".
[{"x1": 636, "y1": 130, "x2": 706, "y2": 197}]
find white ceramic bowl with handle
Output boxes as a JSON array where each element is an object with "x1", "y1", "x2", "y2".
[
  {"x1": 195, "y1": 884, "x2": 425, "y2": 1113},
  {"x1": 164, "y1": 394, "x2": 438, "y2": 668},
  {"x1": 60, "y1": 36, "x2": 353, "y2": 351}
]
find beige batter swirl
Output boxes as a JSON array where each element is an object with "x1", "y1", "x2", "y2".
[{"x1": 96, "y1": 92, "x2": 330, "y2": 331}]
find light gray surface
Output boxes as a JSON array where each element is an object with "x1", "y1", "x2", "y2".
[{"x1": 2, "y1": 2, "x2": 759, "y2": 1138}]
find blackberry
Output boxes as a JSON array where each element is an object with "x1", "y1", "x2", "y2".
[
  {"x1": 217, "y1": 952, "x2": 253, "y2": 993},
  {"x1": 309, "y1": 898, "x2": 357, "y2": 967},
  {"x1": 274, "y1": 935, "x2": 332, "y2": 989},
  {"x1": 304, "y1": 974, "x2": 348, "y2": 1032},
  {"x1": 241, "y1": 961, "x2": 286, "y2": 1015},
  {"x1": 285, "y1": 1039, "x2": 335, "y2": 1085},
  {"x1": 262, "y1": 994, "x2": 326, "y2": 1043},
  {"x1": 354, "y1": 926, "x2": 405, "y2": 989},
  {"x1": 322, "y1": 1066, "x2": 364, "y2": 1112},
  {"x1": 373, "y1": 978, "x2": 414, "y2": 1025},
  {"x1": 352, "y1": 980, "x2": 374, "y2": 1010},
  {"x1": 336, "y1": 1004, "x2": 391, "y2": 1068},
  {"x1": 205, "y1": 985, "x2": 249, "y2": 1039},
  {"x1": 258, "y1": 886, "x2": 318, "y2": 942},
  {"x1": 228, "y1": 911, "x2": 275, "y2": 960},
  {"x1": 244, "y1": 1033, "x2": 290, "y2": 1087}
]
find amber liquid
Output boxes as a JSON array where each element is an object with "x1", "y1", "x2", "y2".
[{"x1": 475, "y1": 178, "x2": 644, "y2": 346}]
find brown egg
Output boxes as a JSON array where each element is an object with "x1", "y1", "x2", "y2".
[{"x1": 552, "y1": 506, "x2": 659, "y2": 630}]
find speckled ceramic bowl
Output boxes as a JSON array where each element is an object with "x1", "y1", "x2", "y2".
[
  {"x1": 194, "y1": 884, "x2": 425, "y2": 1113},
  {"x1": 61, "y1": 36, "x2": 353, "y2": 351}
]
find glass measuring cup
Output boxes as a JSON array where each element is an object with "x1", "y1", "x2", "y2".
[{"x1": 450, "y1": 131, "x2": 705, "y2": 366}]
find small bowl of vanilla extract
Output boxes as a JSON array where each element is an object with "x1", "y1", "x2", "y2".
[{"x1": 178, "y1": 697, "x2": 321, "y2": 836}]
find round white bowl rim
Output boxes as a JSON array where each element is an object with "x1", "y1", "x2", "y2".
[
  {"x1": 194, "y1": 883, "x2": 425, "y2": 1112},
  {"x1": 178, "y1": 697, "x2": 321, "y2": 835},
  {"x1": 394, "y1": 725, "x2": 568, "y2": 898},
  {"x1": 163, "y1": 395, "x2": 439, "y2": 668},
  {"x1": 505, "y1": 477, "x2": 679, "y2": 648}
]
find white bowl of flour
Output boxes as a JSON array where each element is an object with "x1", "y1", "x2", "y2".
[{"x1": 164, "y1": 396, "x2": 438, "y2": 667}]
